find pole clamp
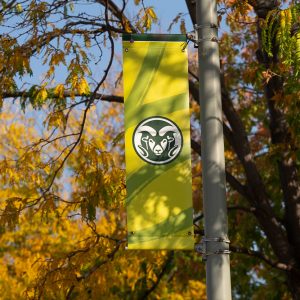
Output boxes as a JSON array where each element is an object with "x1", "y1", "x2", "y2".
[
  {"x1": 195, "y1": 236, "x2": 231, "y2": 261},
  {"x1": 186, "y1": 23, "x2": 219, "y2": 48},
  {"x1": 194, "y1": 23, "x2": 218, "y2": 30}
]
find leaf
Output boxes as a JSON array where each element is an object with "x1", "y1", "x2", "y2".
[
  {"x1": 35, "y1": 86, "x2": 48, "y2": 106},
  {"x1": 77, "y1": 77, "x2": 90, "y2": 95},
  {"x1": 124, "y1": 20, "x2": 132, "y2": 33},
  {"x1": 45, "y1": 111, "x2": 67, "y2": 131},
  {"x1": 87, "y1": 201, "x2": 96, "y2": 221},
  {"x1": 112, "y1": 132, "x2": 124, "y2": 147},
  {"x1": 180, "y1": 19, "x2": 186, "y2": 34},
  {"x1": 147, "y1": 7, "x2": 157, "y2": 21},
  {"x1": 84, "y1": 34, "x2": 91, "y2": 48},
  {"x1": 167, "y1": 12, "x2": 183, "y2": 32},
  {"x1": 15, "y1": 3, "x2": 23, "y2": 13},
  {"x1": 54, "y1": 84, "x2": 65, "y2": 98}
]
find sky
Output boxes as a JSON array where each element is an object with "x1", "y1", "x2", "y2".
[{"x1": 1, "y1": 0, "x2": 194, "y2": 93}]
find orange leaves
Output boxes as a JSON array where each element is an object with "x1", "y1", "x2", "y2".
[
  {"x1": 262, "y1": 69, "x2": 279, "y2": 84},
  {"x1": 221, "y1": 0, "x2": 254, "y2": 31},
  {"x1": 225, "y1": 0, "x2": 237, "y2": 6},
  {"x1": 83, "y1": 33, "x2": 91, "y2": 48},
  {"x1": 180, "y1": 19, "x2": 187, "y2": 34},
  {"x1": 225, "y1": 150, "x2": 235, "y2": 160},
  {"x1": 123, "y1": 19, "x2": 133, "y2": 33}
]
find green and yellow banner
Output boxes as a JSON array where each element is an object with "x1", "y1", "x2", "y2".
[{"x1": 123, "y1": 34, "x2": 194, "y2": 250}]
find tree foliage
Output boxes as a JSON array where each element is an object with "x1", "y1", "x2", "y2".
[
  {"x1": 0, "y1": 0, "x2": 300, "y2": 299},
  {"x1": 262, "y1": 4, "x2": 300, "y2": 74}
]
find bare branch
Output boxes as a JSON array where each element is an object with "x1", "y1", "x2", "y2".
[{"x1": 230, "y1": 244, "x2": 296, "y2": 272}]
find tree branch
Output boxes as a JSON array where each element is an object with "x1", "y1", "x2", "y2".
[
  {"x1": 95, "y1": 0, "x2": 136, "y2": 33},
  {"x1": 2, "y1": 91, "x2": 123, "y2": 103},
  {"x1": 230, "y1": 244, "x2": 294, "y2": 272},
  {"x1": 138, "y1": 252, "x2": 174, "y2": 300}
]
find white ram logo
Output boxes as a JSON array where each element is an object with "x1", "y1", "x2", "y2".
[{"x1": 133, "y1": 117, "x2": 182, "y2": 165}]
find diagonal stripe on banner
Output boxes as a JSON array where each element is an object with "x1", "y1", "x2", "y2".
[
  {"x1": 128, "y1": 207, "x2": 193, "y2": 241},
  {"x1": 124, "y1": 43, "x2": 166, "y2": 110},
  {"x1": 126, "y1": 155, "x2": 191, "y2": 206},
  {"x1": 125, "y1": 92, "x2": 188, "y2": 129}
]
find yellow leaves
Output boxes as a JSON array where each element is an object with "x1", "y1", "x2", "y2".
[
  {"x1": 123, "y1": 19, "x2": 133, "y2": 33},
  {"x1": 77, "y1": 77, "x2": 90, "y2": 95},
  {"x1": 98, "y1": 213, "x2": 116, "y2": 235},
  {"x1": 15, "y1": 3, "x2": 23, "y2": 13},
  {"x1": 54, "y1": 84, "x2": 65, "y2": 98},
  {"x1": 144, "y1": 7, "x2": 157, "y2": 30},
  {"x1": 40, "y1": 194, "x2": 57, "y2": 221},
  {"x1": 0, "y1": 89, "x2": 204, "y2": 299},
  {"x1": 225, "y1": 150, "x2": 235, "y2": 160},
  {"x1": 135, "y1": 7, "x2": 158, "y2": 32},
  {"x1": 42, "y1": 50, "x2": 66, "y2": 79},
  {"x1": 295, "y1": 32, "x2": 300, "y2": 63},
  {"x1": 5, "y1": 48, "x2": 31, "y2": 77},
  {"x1": 67, "y1": 54, "x2": 91, "y2": 98},
  {"x1": 188, "y1": 280, "x2": 207, "y2": 299},
  {"x1": 35, "y1": 86, "x2": 48, "y2": 103},
  {"x1": 280, "y1": 9, "x2": 291, "y2": 29},
  {"x1": 50, "y1": 51, "x2": 66, "y2": 66},
  {"x1": 147, "y1": 7, "x2": 157, "y2": 20},
  {"x1": 68, "y1": 75, "x2": 90, "y2": 98},
  {"x1": 0, "y1": 198, "x2": 22, "y2": 230},
  {"x1": 45, "y1": 111, "x2": 67, "y2": 131}
]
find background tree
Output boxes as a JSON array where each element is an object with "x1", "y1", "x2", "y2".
[{"x1": 0, "y1": 0, "x2": 299, "y2": 299}]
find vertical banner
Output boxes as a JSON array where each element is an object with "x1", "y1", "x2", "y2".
[{"x1": 123, "y1": 34, "x2": 194, "y2": 250}]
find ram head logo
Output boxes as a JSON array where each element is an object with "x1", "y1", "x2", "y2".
[{"x1": 133, "y1": 117, "x2": 183, "y2": 165}]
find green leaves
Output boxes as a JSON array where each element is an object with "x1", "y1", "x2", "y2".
[{"x1": 262, "y1": 5, "x2": 300, "y2": 74}]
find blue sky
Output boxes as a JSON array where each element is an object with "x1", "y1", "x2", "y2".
[{"x1": 2, "y1": 1, "x2": 193, "y2": 92}]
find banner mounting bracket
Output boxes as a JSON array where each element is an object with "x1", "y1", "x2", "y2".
[
  {"x1": 186, "y1": 23, "x2": 219, "y2": 48},
  {"x1": 195, "y1": 236, "x2": 231, "y2": 261}
]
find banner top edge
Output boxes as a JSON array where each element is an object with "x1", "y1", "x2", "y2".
[{"x1": 122, "y1": 33, "x2": 186, "y2": 42}]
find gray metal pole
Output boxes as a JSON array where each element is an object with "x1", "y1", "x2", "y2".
[{"x1": 196, "y1": 0, "x2": 232, "y2": 299}]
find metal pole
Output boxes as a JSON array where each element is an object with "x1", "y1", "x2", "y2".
[{"x1": 196, "y1": 0, "x2": 232, "y2": 299}]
